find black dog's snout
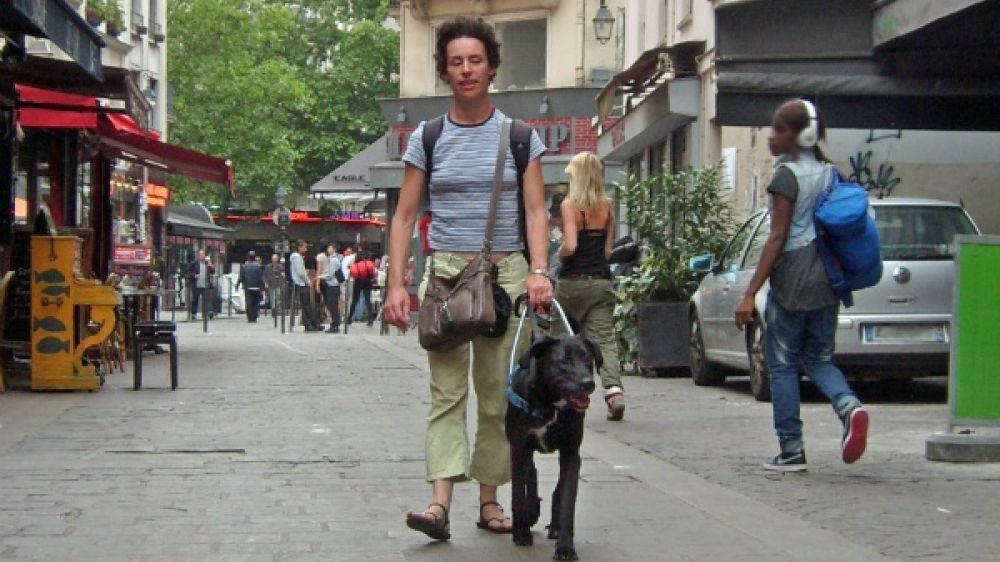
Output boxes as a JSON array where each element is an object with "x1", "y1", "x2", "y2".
[{"x1": 581, "y1": 379, "x2": 596, "y2": 395}]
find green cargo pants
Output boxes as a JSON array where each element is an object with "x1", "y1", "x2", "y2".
[
  {"x1": 554, "y1": 276, "x2": 622, "y2": 390},
  {"x1": 420, "y1": 252, "x2": 530, "y2": 486}
]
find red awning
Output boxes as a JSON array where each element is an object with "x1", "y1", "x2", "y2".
[
  {"x1": 103, "y1": 112, "x2": 160, "y2": 139},
  {"x1": 97, "y1": 114, "x2": 234, "y2": 198},
  {"x1": 15, "y1": 84, "x2": 99, "y2": 129}
]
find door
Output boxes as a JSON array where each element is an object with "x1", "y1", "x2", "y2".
[
  {"x1": 701, "y1": 216, "x2": 757, "y2": 362},
  {"x1": 717, "y1": 214, "x2": 769, "y2": 360}
]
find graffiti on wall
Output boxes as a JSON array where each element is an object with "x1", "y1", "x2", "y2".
[{"x1": 846, "y1": 129, "x2": 904, "y2": 198}]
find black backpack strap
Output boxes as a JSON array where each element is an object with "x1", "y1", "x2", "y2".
[
  {"x1": 420, "y1": 115, "x2": 446, "y2": 210},
  {"x1": 510, "y1": 119, "x2": 534, "y2": 263}
]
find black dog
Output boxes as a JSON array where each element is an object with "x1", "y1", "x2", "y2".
[{"x1": 506, "y1": 317, "x2": 601, "y2": 561}]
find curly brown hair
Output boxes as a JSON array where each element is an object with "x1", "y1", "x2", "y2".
[{"x1": 434, "y1": 17, "x2": 501, "y2": 81}]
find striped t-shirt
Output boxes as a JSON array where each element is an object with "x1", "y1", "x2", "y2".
[{"x1": 402, "y1": 109, "x2": 546, "y2": 252}]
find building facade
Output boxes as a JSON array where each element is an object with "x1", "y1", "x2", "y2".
[{"x1": 598, "y1": 0, "x2": 1000, "y2": 232}]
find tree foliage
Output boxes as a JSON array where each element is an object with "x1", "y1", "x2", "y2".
[{"x1": 167, "y1": 0, "x2": 398, "y2": 207}]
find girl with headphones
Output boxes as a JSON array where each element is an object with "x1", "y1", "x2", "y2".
[{"x1": 734, "y1": 99, "x2": 870, "y2": 472}]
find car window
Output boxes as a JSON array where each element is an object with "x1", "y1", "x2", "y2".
[
  {"x1": 718, "y1": 217, "x2": 756, "y2": 273},
  {"x1": 874, "y1": 206, "x2": 978, "y2": 260},
  {"x1": 743, "y1": 215, "x2": 771, "y2": 269}
]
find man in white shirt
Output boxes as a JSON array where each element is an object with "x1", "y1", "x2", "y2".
[
  {"x1": 290, "y1": 240, "x2": 321, "y2": 331},
  {"x1": 340, "y1": 246, "x2": 356, "y2": 325},
  {"x1": 320, "y1": 244, "x2": 343, "y2": 333}
]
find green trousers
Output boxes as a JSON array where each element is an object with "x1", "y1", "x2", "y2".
[
  {"x1": 420, "y1": 252, "x2": 530, "y2": 486},
  {"x1": 554, "y1": 276, "x2": 622, "y2": 390}
]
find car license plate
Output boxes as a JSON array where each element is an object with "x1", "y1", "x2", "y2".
[{"x1": 863, "y1": 324, "x2": 947, "y2": 344}]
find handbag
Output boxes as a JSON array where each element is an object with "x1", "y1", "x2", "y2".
[{"x1": 418, "y1": 118, "x2": 513, "y2": 351}]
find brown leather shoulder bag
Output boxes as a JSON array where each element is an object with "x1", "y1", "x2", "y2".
[{"x1": 418, "y1": 118, "x2": 512, "y2": 351}]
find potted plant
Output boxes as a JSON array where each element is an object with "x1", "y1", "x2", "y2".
[
  {"x1": 613, "y1": 165, "x2": 735, "y2": 376},
  {"x1": 87, "y1": 1, "x2": 124, "y2": 37},
  {"x1": 84, "y1": 1, "x2": 104, "y2": 26}
]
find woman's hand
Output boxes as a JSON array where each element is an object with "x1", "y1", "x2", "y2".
[
  {"x1": 525, "y1": 272, "x2": 553, "y2": 312},
  {"x1": 383, "y1": 285, "x2": 411, "y2": 331}
]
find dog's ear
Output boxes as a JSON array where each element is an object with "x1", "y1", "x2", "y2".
[
  {"x1": 581, "y1": 335, "x2": 604, "y2": 372},
  {"x1": 529, "y1": 336, "x2": 557, "y2": 359}
]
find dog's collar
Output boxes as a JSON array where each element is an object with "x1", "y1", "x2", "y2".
[{"x1": 507, "y1": 366, "x2": 550, "y2": 420}]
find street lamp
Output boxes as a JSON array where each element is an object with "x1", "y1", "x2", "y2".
[
  {"x1": 275, "y1": 186, "x2": 288, "y2": 207},
  {"x1": 593, "y1": 0, "x2": 615, "y2": 45}
]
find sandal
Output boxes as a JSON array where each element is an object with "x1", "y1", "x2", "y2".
[
  {"x1": 476, "y1": 501, "x2": 513, "y2": 534},
  {"x1": 406, "y1": 502, "x2": 451, "y2": 541}
]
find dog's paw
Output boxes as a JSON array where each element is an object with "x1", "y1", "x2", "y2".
[
  {"x1": 553, "y1": 545, "x2": 578, "y2": 561},
  {"x1": 546, "y1": 525, "x2": 560, "y2": 540},
  {"x1": 513, "y1": 530, "x2": 533, "y2": 547}
]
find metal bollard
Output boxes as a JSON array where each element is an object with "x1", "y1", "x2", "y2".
[{"x1": 227, "y1": 276, "x2": 233, "y2": 317}]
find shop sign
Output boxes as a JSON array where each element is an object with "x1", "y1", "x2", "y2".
[
  {"x1": 113, "y1": 245, "x2": 152, "y2": 265},
  {"x1": 145, "y1": 184, "x2": 170, "y2": 208}
]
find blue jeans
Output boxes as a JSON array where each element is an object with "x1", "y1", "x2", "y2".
[{"x1": 765, "y1": 294, "x2": 861, "y2": 454}]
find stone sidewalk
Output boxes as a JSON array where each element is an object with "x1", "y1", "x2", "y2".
[{"x1": 0, "y1": 319, "x2": 899, "y2": 562}]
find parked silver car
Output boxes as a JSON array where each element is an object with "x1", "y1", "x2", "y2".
[{"x1": 688, "y1": 198, "x2": 981, "y2": 401}]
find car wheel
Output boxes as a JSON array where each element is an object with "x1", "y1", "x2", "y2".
[
  {"x1": 748, "y1": 319, "x2": 771, "y2": 402},
  {"x1": 690, "y1": 312, "x2": 725, "y2": 386}
]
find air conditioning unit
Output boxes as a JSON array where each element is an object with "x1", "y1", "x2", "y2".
[{"x1": 26, "y1": 37, "x2": 53, "y2": 56}]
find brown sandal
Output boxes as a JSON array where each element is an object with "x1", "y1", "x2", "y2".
[
  {"x1": 476, "y1": 501, "x2": 513, "y2": 534},
  {"x1": 406, "y1": 502, "x2": 451, "y2": 541}
]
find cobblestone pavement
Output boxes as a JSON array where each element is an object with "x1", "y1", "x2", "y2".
[{"x1": 0, "y1": 318, "x2": 994, "y2": 561}]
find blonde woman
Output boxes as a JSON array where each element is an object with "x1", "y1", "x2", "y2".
[{"x1": 557, "y1": 151, "x2": 625, "y2": 420}]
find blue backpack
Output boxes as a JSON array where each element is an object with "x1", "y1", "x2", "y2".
[{"x1": 813, "y1": 167, "x2": 883, "y2": 308}]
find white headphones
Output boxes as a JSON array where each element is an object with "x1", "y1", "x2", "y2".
[{"x1": 797, "y1": 99, "x2": 819, "y2": 148}]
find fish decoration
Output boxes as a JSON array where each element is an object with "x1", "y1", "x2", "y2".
[
  {"x1": 41, "y1": 285, "x2": 70, "y2": 297},
  {"x1": 33, "y1": 316, "x2": 67, "y2": 333},
  {"x1": 37, "y1": 337, "x2": 70, "y2": 354},
  {"x1": 34, "y1": 269, "x2": 67, "y2": 284},
  {"x1": 41, "y1": 297, "x2": 65, "y2": 307}
]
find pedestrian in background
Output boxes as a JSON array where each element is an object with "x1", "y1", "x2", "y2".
[
  {"x1": 382, "y1": 16, "x2": 551, "y2": 542},
  {"x1": 349, "y1": 252, "x2": 376, "y2": 326},
  {"x1": 321, "y1": 244, "x2": 343, "y2": 333},
  {"x1": 735, "y1": 99, "x2": 869, "y2": 472},
  {"x1": 316, "y1": 245, "x2": 330, "y2": 324},
  {"x1": 290, "y1": 240, "x2": 322, "y2": 332},
  {"x1": 556, "y1": 152, "x2": 624, "y2": 420},
  {"x1": 187, "y1": 249, "x2": 214, "y2": 320},
  {"x1": 237, "y1": 250, "x2": 264, "y2": 323},
  {"x1": 265, "y1": 253, "x2": 283, "y2": 311}
]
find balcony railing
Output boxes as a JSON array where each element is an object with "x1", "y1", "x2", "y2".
[
  {"x1": 152, "y1": 22, "x2": 165, "y2": 43},
  {"x1": 131, "y1": 11, "x2": 147, "y2": 37}
]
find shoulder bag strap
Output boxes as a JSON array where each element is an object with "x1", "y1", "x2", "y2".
[{"x1": 483, "y1": 117, "x2": 513, "y2": 254}]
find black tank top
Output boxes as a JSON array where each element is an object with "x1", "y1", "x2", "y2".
[{"x1": 560, "y1": 210, "x2": 611, "y2": 279}]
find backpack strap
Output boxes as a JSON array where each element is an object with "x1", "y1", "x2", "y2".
[
  {"x1": 420, "y1": 115, "x2": 446, "y2": 210},
  {"x1": 510, "y1": 119, "x2": 534, "y2": 262}
]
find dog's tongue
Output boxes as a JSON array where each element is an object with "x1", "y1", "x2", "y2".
[{"x1": 569, "y1": 395, "x2": 590, "y2": 410}]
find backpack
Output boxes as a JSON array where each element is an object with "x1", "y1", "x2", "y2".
[
  {"x1": 350, "y1": 259, "x2": 375, "y2": 281},
  {"x1": 421, "y1": 114, "x2": 535, "y2": 260},
  {"x1": 813, "y1": 167, "x2": 883, "y2": 308}
]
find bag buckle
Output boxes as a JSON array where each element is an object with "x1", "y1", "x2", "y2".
[{"x1": 440, "y1": 302, "x2": 454, "y2": 332}]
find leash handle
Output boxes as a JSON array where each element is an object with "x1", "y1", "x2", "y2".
[{"x1": 508, "y1": 296, "x2": 575, "y2": 374}]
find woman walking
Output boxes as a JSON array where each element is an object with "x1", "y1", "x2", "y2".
[
  {"x1": 556, "y1": 152, "x2": 625, "y2": 420},
  {"x1": 735, "y1": 99, "x2": 869, "y2": 472},
  {"x1": 382, "y1": 17, "x2": 552, "y2": 540}
]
